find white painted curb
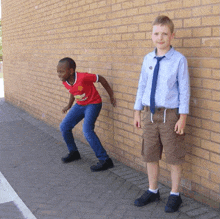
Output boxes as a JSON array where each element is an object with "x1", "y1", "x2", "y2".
[{"x1": 0, "y1": 172, "x2": 37, "y2": 219}]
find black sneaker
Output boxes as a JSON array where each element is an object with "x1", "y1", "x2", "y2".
[
  {"x1": 134, "y1": 190, "x2": 160, "y2": 207},
  {"x1": 61, "y1": 151, "x2": 81, "y2": 163},
  {"x1": 165, "y1": 194, "x2": 182, "y2": 213},
  {"x1": 90, "y1": 158, "x2": 114, "y2": 172}
]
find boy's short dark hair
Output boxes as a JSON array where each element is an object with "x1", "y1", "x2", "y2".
[
  {"x1": 59, "y1": 57, "x2": 76, "y2": 70},
  {"x1": 152, "y1": 15, "x2": 174, "y2": 33}
]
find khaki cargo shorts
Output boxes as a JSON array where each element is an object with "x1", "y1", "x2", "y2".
[{"x1": 142, "y1": 107, "x2": 186, "y2": 165}]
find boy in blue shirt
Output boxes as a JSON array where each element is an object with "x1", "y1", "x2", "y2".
[{"x1": 133, "y1": 15, "x2": 190, "y2": 213}]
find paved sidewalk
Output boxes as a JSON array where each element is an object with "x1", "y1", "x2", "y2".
[{"x1": 0, "y1": 98, "x2": 220, "y2": 219}]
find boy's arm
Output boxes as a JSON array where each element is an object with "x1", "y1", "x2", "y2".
[
  {"x1": 134, "y1": 56, "x2": 148, "y2": 111},
  {"x1": 178, "y1": 56, "x2": 190, "y2": 114},
  {"x1": 98, "y1": 75, "x2": 116, "y2": 107},
  {"x1": 62, "y1": 94, "x2": 75, "y2": 113},
  {"x1": 133, "y1": 57, "x2": 148, "y2": 129},
  {"x1": 175, "y1": 56, "x2": 190, "y2": 134},
  {"x1": 134, "y1": 110, "x2": 141, "y2": 129}
]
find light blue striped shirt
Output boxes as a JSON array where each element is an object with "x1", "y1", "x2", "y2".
[{"x1": 134, "y1": 47, "x2": 190, "y2": 114}]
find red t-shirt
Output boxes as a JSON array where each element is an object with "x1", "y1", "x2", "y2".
[{"x1": 62, "y1": 72, "x2": 102, "y2": 105}]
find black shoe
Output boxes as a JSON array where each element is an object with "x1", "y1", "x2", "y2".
[
  {"x1": 90, "y1": 158, "x2": 114, "y2": 172},
  {"x1": 165, "y1": 194, "x2": 182, "y2": 213},
  {"x1": 61, "y1": 151, "x2": 81, "y2": 163},
  {"x1": 134, "y1": 190, "x2": 160, "y2": 207}
]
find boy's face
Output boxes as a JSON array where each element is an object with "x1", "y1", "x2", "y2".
[
  {"x1": 151, "y1": 25, "x2": 174, "y2": 53},
  {"x1": 57, "y1": 61, "x2": 74, "y2": 82}
]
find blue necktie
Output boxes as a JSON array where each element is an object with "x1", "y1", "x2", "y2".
[{"x1": 150, "y1": 56, "x2": 165, "y2": 114}]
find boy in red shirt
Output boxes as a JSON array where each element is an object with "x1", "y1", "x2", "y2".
[{"x1": 57, "y1": 57, "x2": 116, "y2": 172}]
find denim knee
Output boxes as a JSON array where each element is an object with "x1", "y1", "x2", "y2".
[
  {"x1": 60, "y1": 121, "x2": 69, "y2": 133},
  {"x1": 83, "y1": 129, "x2": 93, "y2": 140}
]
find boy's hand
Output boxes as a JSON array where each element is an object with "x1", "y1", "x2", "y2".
[
  {"x1": 62, "y1": 106, "x2": 71, "y2": 114},
  {"x1": 110, "y1": 96, "x2": 116, "y2": 107},
  {"x1": 174, "y1": 114, "x2": 187, "y2": 135},
  {"x1": 134, "y1": 110, "x2": 141, "y2": 129}
]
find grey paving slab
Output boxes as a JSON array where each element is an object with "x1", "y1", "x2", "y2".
[
  {"x1": 0, "y1": 201, "x2": 25, "y2": 219},
  {"x1": 0, "y1": 98, "x2": 220, "y2": 219},
  {"x1": 195, "y1": 211, "x2": 220, "y2": 219},
  {"x1": 185, "y1": 207, "x2": 209, "y2": 217}
]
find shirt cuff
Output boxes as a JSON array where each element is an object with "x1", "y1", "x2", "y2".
[
  {"x1": 134, "y1": 103, "x2": 144, "y2": 111},
  {"x1": 178, "y1": 106, "x2": 189, "y2": 114},
  {"x1": 96, "y1": 74, "x2": 99, "y2": 82}
]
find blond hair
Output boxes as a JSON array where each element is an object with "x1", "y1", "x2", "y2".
[{"x1": 152, "y1": 15, "x2": 174, "y2": 33}]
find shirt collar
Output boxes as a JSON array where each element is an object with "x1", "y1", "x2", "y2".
[
  {"x1": 65, "y1": 72, "x2": 77, "y2": 86},
  {"x1": 153, "y1": 46, "x2": 174, "y2": 59}
]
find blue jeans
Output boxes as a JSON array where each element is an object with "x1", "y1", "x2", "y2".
[{"x1": 60, "y1": 103, "x2": 109, "y2": 160}]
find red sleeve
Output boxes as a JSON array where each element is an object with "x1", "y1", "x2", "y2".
[{"x1": 83, "y1": 73, "x2": 98, "y2": 83}]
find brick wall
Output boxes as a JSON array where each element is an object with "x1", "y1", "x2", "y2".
[{"x1": 2, "y1": 0, "x2": 220, "y2": 208}]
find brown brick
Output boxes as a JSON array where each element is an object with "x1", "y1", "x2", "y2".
[
  {"x1": 192, "y1": 165, "x2": 209, "y2": 179},
  {"x1": 134, "y1": 32, "x2": 146, "y2": 40},
  {"x1": 192, "y1": 6, "x2": 213, "y2": 17},
  {"x1": 203, "y1": 79, "x2": 220, "y2": 90},
  {"x1": 212, "y1": 112, "x2": 220, "y2": 122},
  {"x1": 193, "y1": 183, "x2": 210, "y2": 199},
  {"x1": 211, "y1": 132, "x2": 220, "y2": 144},
  {"x1": 183, "y1": 38, "x2": 201, "y2": 47},
  {"x1": 190, "y1": 77, "x2": 202, "y2": 88},
  {"x1": 201, "y1": 178, "x2": 219, "y2": 192},
  {"x1": 133, "y1": 0, "x2": 145, "y2": 7},
  {"x1": 201, "y1": 139, "x2": 220, "y2": 153},
  {"x1": 187, "y1": 116, "x2": 202, "y2": 128},
  {"x1": 212, "y1": 91, "x2": 220, "y2": 101},
  {"x1": 192, "y1": 27, "x2": 212, "y2": 37},
  {"x1": 212, "y1": 69, "x2": 220, "y2": 80},
  {"x1": 202, "y1": 16, "x2": 220, "y2": 26},
  {"x1": 210, "y1": 173, "x2": 220, "y2": 184},
  {"x1": 212, "y1": 27, "x2": 220, "y2": 36},
  {"x1": 173, "y1": 19, "x2": 183, "y2": 29},
  {"x1": 198, "y1": 99, "x2": 220, "y2": 111},
  {"x1": 192, "y1": 147, "x2": 210, "y2": 160},
  {"x1": 202, "y1": 0, "x2": 220, "y2": 4},
  {"x1": 174, "y1": 9, "x2": 192, "y2": 18},
  {"x1": 172, "y1": 39, "x2": 183, "y2": 47},
  {"x1": 202, "y1": 38, "x2": 220, "y2": 47},
  {"x1": 191, "y1": 88, "x2": 212, "y2": 99},
  {"x1": 138, "y1": 6, "x2": 151, "y2": 14},
  {"x1": 183, "y1": 171, "x2": 201, "y2": 184},
  {"x1": 201, "y1": 160, "x2": 219, "y2": 174},
  {"x1": 210, "y1": 152, "x2": 220, "y2": 165},
  {"x1": 184, "y1": 18, "x2": 201, "y2": 28},
  {"x1": 183, "y1": 0, "x2": 201, "y2": 7},
  {"x1": 186, "y1": 155, "x2": 220, "y2": 174},
  {"x1": 175, "y1": 29, "x2": 192, "y2": 38},
  {"x1": 126, "y1": 8, "x2": 139, "y2": 16},
  {"x1": 202, "y1": 120, "x2": 220, "y2": 133},
  {"x1": 199, "y1": 59, "x2": 219, "y2": 68},
  {"x1": 191, "y1": 68, "x2": 212, "y2": 79},
  {"x1": 166, "y1": 0, "x2": 183, "y2": 10}
]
